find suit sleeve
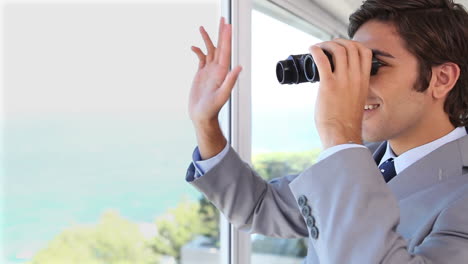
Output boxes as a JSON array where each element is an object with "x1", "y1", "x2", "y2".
[
  {"x1": 192, "y1": 143, "x2": 230, "y2": 177},
  {"x1": 186, "y1": 145, "x2": 309, "y2": 238},
  {"x1": 288, "y1": 147, "x2": 468, "y2": 263}
]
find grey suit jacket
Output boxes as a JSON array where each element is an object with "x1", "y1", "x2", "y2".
[{"x1": 186, "y1": 133, "x2": 468, "y2": 263}]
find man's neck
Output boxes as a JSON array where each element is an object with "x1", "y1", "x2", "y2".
[{"x1": 389, "y1": 118, "x2": 455, "y2": 156}]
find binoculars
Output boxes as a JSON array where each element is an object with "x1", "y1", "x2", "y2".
[{"x1": 276, "y1": 50, "x2": 382, "y2": 84}]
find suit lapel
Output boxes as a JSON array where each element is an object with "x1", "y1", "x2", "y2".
[
  {"x1": 372, "y1": 141, "x2": 387, "y2": 165},
  {"x1": 387, "y1": 133, "x2": 468, "y2": 200},
  {"x1": 461, "y1": 127, "x2": 468, "y2": 168}
]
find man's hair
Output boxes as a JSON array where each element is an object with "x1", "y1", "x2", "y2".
[{"x1": 348, "y1": 0, "x2": 468, "y2": 127}]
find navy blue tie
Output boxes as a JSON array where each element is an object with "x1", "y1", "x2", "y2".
[{"x1": 379, "y1": 158, "x2": 396, "y2": 182}]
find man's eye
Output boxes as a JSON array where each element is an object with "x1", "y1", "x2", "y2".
[{"x1": 377, "y1": 59, "x2": 387, "y2": 66}]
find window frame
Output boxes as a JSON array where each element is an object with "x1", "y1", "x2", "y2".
[
  {"x1": 221, "y1": 0, "x2": 253, "y2": 264},
  {"x1": 225, "y1": 0, "x2": 344, "y2": 263}
]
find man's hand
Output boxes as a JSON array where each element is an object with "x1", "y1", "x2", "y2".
[
  {"x1": 188, "y1": 17, "x2": 242, "y2": 160},
  {"x1": 309, "y1": 39, "x2": 373, "y2": 150}
]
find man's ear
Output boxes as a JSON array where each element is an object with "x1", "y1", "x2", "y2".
[{"x1": 430, "y1": 62, "x2": 460, "y2": 99}]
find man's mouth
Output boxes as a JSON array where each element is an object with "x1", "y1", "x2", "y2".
[{"x1": 364, "y1": 104, "x2": 380, "y2": 110}]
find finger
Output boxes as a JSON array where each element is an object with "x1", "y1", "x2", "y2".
[
  {"x1": 214, "y1": 17, "x2": 226, "y2": 62},
  {"x1": 191, "y1": 46, "x2": 206, "y2": 69},
  {"x1": 357, "y1": 46, "x2": 372, "y2": 102},
  {"x1": 216, "y1": 65, "x2": 242, "y2": 103},
  {"x1": 218, "y1": 23, "x2": 232, "y2": 67},
  {"x1": 358, "y1": 45, "x2": 373, "y2": 81},
  {"x1": 200, "y1": 26, "x2": 215, "y2": 62},
  {"x1": 309, "y1": 45, "x2": 333, "y2": 81},
  {"x1": 316, "y1": 41, "x2": 348, "y2": 75},
  {"x1": 333, "y1": 38, "x2": 360, "y2": 78}
]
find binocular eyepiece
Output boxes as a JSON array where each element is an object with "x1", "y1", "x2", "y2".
[{"x1": 276, "y1": 50, "x2": 382, "y2": 84}]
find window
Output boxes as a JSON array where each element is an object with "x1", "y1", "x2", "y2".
[
  {"x1": 250, "y1": 8, "x2": 329, "y2": 263},
  {"x1": 3, "y1": 2, "x2": 224, "y2": 263}
]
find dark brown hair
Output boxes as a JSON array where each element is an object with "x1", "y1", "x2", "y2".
[{"x1": 348, "y1": 0, "x2": 468, "y2": 126}]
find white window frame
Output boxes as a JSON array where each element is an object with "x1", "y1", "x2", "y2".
[
  {"x1": 219, "y1": 0, "x2": 252, "y2": 264},
  {"x1": 228, "y1": 0, "x2": 253, "y2": 263},
  {"x1": 262, "y1": 0, "x2": 347, "y2": 37}
]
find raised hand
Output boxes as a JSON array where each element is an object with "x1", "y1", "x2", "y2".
[
  {"x1": 188, "y1": 17, "x2": 242, "y2": 160},
  {"x1": 188, "y1": 17, "x2": 242, "y2": 127},
  {"x1": 309, "y1": 39, "x2": 373, "y2": 150}
]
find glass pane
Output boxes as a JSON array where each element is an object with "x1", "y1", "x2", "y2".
[
  {"x1": 3, "y1": 2, "x2": 223, "y2": 264},
  {"x1": 250, "y1": 9, "x2": 328, "y2": 264}
]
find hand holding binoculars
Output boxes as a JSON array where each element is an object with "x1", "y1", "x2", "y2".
[{"x1": 276, "y1": 50, "x2": 383, "y2": 84}]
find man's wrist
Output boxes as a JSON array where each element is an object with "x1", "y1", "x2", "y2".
[
  {"x1": 193, "y1": 117, "x2": 220, "y2": 131},
  {"x1": 319, "y1": 128, "x2": 363, "y2": 150},
  {"x1": 317, "y1": 143, "x2": 367, "y2": 162},
  {"x1": 322, "y1": 137, "x2": 363, "y2": 149},
  {"x1": 193, "y1": 118, "x2": 227, "y2": 160},
  {"x1": 317, "y1": 121, "x2": 363, "y2": 150}
]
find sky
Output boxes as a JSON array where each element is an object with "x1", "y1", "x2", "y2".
[{"x1": 3, "y1": 2, "x2": 219, "y2": 118}]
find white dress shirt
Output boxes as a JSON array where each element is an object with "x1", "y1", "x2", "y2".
[
  {"x1": 379, "y1": 126, "x2": 467, "y2": 174},
  {"x1": 192, "y1": 126, "x2": 467, "y2": 179}
]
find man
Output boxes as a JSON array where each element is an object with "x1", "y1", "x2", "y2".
[{"x1": 186, "y1": 0, "x2": 468, "y2": 263}]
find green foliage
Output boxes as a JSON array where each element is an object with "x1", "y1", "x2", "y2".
[
  {"x1": 149, "y1": 198, "x2": 208, "y2": 261},
  {"x1": 252, "y1": 236, "x2": 308, "y2": 257},
  {"x1": 31, "y1": 198, "x2": 218, "y2": 264},
  {"x1": 252, "y1": 149, "x2": 321, "y2": 181},
  {"x1": 198, "y1": 196, "x2": 220, "y2": 246},
  {"x1": 31, "y1": 210, "x2": 159, "y2": 264}
]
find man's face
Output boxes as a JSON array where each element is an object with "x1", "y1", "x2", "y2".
[{"x1": 352, "y1": 20, "x2": 433, "y2": 143}]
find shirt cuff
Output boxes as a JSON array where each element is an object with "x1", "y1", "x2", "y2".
[
  {"x1": 192, "y1": 141, "x2": 230, "y2": 178},
  {"x1": 317, "y1": 143, "x2": 367, "y2": 162}
]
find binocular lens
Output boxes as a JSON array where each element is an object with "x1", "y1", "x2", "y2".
[
  {"x1": 303, "y1": 55, "x2": 318, "y2": 82},
  {"x1": 276, "y1": 60, "x2": 294, "y2": 84},
  {"x1": 275, "y1": 54, "x2": 310, "y2": 84},
  {"x1": 275, "y1": 53, "x2": 322, "y2": 84}
]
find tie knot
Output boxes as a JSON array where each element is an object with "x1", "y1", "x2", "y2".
[{"x1": 379, "y1": 158, "x2": 396, "y2": 182}]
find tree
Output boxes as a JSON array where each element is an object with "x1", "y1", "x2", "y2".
[
  {"x1": 31, "y1": 210, "x2": 159, "y2": 264},
  {"x1": 148, "y1": 199, "x2": 205, "y2": 262},
  {"x1": 252, "y1": 149, "x2": 321, "y2": 181},
  {"x1": 198, "y1": 195, "x2": 220, "y2": 247},
  {"x1": 30, "y1": 198, "x2": 218, "y2": 264}
]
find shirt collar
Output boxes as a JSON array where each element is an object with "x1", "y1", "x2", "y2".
[{"x1": 379, "y1": 126, "x2": 467, "y2": 174}]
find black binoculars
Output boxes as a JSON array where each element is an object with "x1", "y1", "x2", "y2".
[{"x1": 276, "y1": 50, "x2": 382, "y2": 84}]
